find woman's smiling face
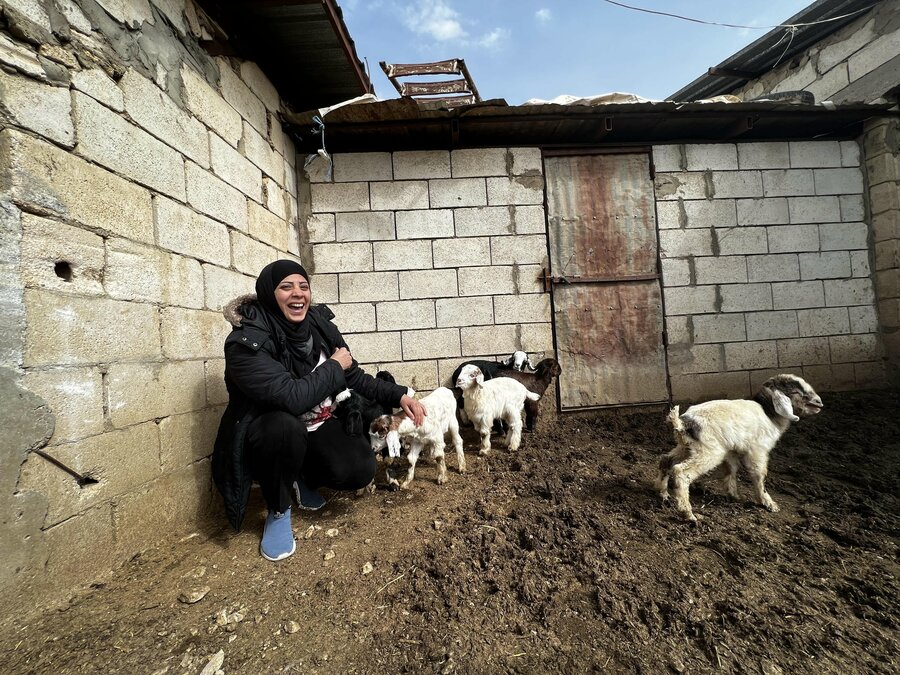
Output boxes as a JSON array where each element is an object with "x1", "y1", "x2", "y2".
[{"x1": 274, "y1": 274, "x2": 311, "y2": 323}]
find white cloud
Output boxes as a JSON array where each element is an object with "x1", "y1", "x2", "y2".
[
  {"x1": 476, "y1": 27, "x2": 510, "y2": 49},
  {"x1": 402, "y1": 0, "x2": 466, "y2": 41},
  {"x1": 535, "y1": 8, "x2": 551, "y2": 22}
]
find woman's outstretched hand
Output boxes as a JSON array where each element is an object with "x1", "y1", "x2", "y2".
[
  {"x1": 399, "y1": 394, "x2": 427, "y2": 427},
  {"x1": 330, "y1": 347, "x2": 353, "y2": 371}
]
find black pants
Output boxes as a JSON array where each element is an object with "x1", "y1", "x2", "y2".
[{"x1": 246, "y1": 412, "x2": 377, "y2": 513}]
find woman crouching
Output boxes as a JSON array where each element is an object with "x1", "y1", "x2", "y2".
[{"x1": 213, "y1": 260, "x2": 425, "y2": 561}]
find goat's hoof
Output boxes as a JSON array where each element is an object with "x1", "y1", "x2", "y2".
[
  {"x1": 437, "y1": 476, "x2": 446, "y2": 485},
  {"x1": 659, "y1": 493, "x2": 669, "y2": 504},
  {"x1": 765, "y1": 502, "x2": 780, "y2": 513}
]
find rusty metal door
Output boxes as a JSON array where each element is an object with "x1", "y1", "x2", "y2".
[{"x1": 544, "y1": 152, "x2": 668, "y2": 409}]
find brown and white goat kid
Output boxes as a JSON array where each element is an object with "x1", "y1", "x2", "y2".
[
  {"x1": 456, "y1": 364, "x2": 540, "y2": 455},
  {"x1": 369, "y1": 387, "x2": 465, "y2": 490},
  {"x1": 656, "y1": 374, "x2": 823, "y2": 522}
]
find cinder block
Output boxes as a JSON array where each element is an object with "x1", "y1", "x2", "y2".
[
  {"x1": 865, "y1": 152, "x2": 899, "y2": 186},
  {"x1": 772, "y1": 280, "x2": 825, "y2": 310},
  {"x1": 667, "y1": 344, "x2": 723, "y2": 375},
  {"x1": 711, "y1": 171, "x2": 763, "y2": 198},
  {"x1": 491, "y1": 234, "x2": 548, "y2": 265},
  {"x1": 370, "y1": 181, "x2": 428, "y2": 211},
  {"x1": 789, "y1": 196, "x2": 842, "y2": 224},
  {"x1": 486, "y1": 176, "x2": 543, "y2": 206},
  {"x1": 431, "y1": 178, "x2": 487, "y2": 208},
  {"x1": 72, "y1": 92, "x2": 185, "y2": 201},
  {"x1": 776, "y1": 337, "x2": 830, "y2": 367},
  {"x1": 210, "y1": 133, "x2": 262, "y2": 201},
  {"x1": 455, "y1": 206, "x2": 513, "y2": 237},
  {"x1": 205, "y1": 358, "x2": 227, "y2": 405},
  {"x1": 72, "y1": 68, "x2": 124, "y2": 112},
  {"x1": 802, "y1": 363, "x2": 855, "y2": 392},
  {"x1": 659, "y1": 229, "x2": 713, "y2": 258},
  {"x1": 243, "y1": 121, "x2": 284, "y2": 185},
  {"x1": 21, "y1": 214, "x2": 104, "y2": 296},
  {"x1": 797, "y1": 307, "x2": 850, "y2": 337},
  {"x1": 692, "y1": 313, "x2": 746, "y2": 343},
  {"x1": 762, "y1": 169, "x2": 815, "y2": 197},
  {"x1": 767, "y1": 224, "x2": 819, "y2": 253},
  {"x1": 396, "y1": 210, "x2": 453, "y2": 239},
  {"x1": 736, "y1": 198, "x2": 788, "y2": 225},
  {"x1": 652, "y1": 145, "x2": 683, "y2": 172},
  {"x1": 749, "y1": 368, "x2": 789, "y2": 392},
  {"x1": 458, "y1": 266, "x2": 514, "y2": 296},
  {"x1": 376, "y1": 299, "x2": 436, "y2": 331},
  {"x1": 1, "y1": 130, "x2": 155, "y2": 243},
  {"x1": 180, "y1": 64, "x2": 242, "y2": 147},
  {"x1": 160, "y1": 307, "x2": 230, "y2": 360},
  {"x1": 666, "y1": 315, "x2": 691, "y2": 344},
  {"x1": 684, "y1": 200, "x2": 736, "y2": 229},
  {"x1": 694, "y1": 256, "x2": 748, "y2": 284},
  {"x1": 107, "y1": 361, "x2": 206, "y2": 427},
  {"x1": 108, "y1": 238, "x2": 205, "y2": 308},
  {"x1": 748, "y1": 254, "x2": 800, "y2": 282},
  {"x1": 398, "y1": 269, "x2": 458, "y2": 299},
  {"x1": 655, "y1": 201, "x2": 681, "y2": 230},
  {"x1": 307, "y1": 213, "x2": 336, "y2": 243},
  {"x1": 818, "y1": 21, "x2": 875, "y2": 73},
  {"x1": 849, "y1": 305, "x2": 878, "y2": 334},
  {"x1": 717, "y1": 227, "x2": 768, "y2": 255},
  {"x1": 839, "y1": 195, "x2": 866, "y2": 223},
  {"x1": 203, "y1": 264, "x2": 255, "y2": 311},
  {"x1": 772, "y1": 57, "x2": 817, "y2": 93},
  {"x1": 25, "y1": 290, "x2": 161, "y2": 366},
  {"x1": 402, "y1": 327, "x2": 460, "y2": 360},
  {"x1": 434, "y1": 237, "x2": 490, "y2": 268},
  {"x1": 345, "y1": 331, "x2": 402, "y2": 363},
  {"x1": 819, "y1": 222, "x2": 868, "y2": 251},
  {"x1": 875, "y1": 240, "x2": 900, "y2": 272},
  {"x1": 451, "y1": 148, "x2": 507, "y2": 177},
  {"x1": 664, "y1": 285, "x2": 716, "y2": 315},
  {"x1": 330, "y1": 302, "x2": 376, "y2": 334},
  {"x1": 373, "y1": 240, "x2": 431, "y2": 271},
  {"x1": 394, "y1": 151, "x2": 451, "y2": 180},
  {"x1": 338, "y1": 271, "x2": 398, "y2": 303},
  {"x1": 805, "y1": 63, "x2": 849, "y2": 103},
  {"x1": 510, "y1": 148, "x2": 542, "y2": 175},
  {"x1": 724, "y1": 341, "x2": 778, "y2": 370},
  {"x1": 461, "y1": 324, "x2": 518, "y2": 356},
  {"x1": 239, "y1": 61, "x2": 280, "y2": 112},
  {"x1": 158, "y1": 407, "x2": 222, "y2": 472},
  {"x1": 435, "y1": 296, "x2": 493, "y2": 328},
  {"x1": 876, "y1": 268, "x2": 900, "y2": 300},
  {"x1": 519, "y1": 322, "x2": 554, "y2": 352},
  {"x1": 217, "y1": 59, "x2": 266, "y2": 134},
  {"x1": 186, "y1": 162, "x2": 248, "y2": 231},
  {"x1": 120, "y1": 69, "x2": 209, "y2": 168},
  {"x1": 514, "y1": 264, "x2": 546, "y2": 294},
  {"x1": 661, "y1": 258, "x2": 691, "y2": 286},
  {"x1": 313, "y1": 242, "x2": 373, "y2": 274},
  {"x1": 720, "y1": 283, "x2": 773, "y2": 312},
  {"x1": 840, "y1": 140, "x2": 861, "y2": 167},
  {"x1": 823, "y1": 278, "x2": 874, "y2": 307},
  {"x1": 376, "y1": 360, "x2": 439, "y2": 392},
  {"x1": 737, "y1": 142, "x2": 790, "y2": 170},
  {"x1": 814, "y1": 168, "x2": 864, "y2": 195},
  {"x1": 248, "y1": 200, "x2": 291, "y2": 251},
  {"x1": 848, "y1": 30, "x2": 900, "y2": 81},
  {"x1": 829, "y1": 334, "x2": 881, "y2": 363},
  {"x1": 42, "y1": 503, "x2": 116, "y2": 587},
  {"x1": 799, "y1": 251, "x2": 852, "y2": 280},
  {"x1": 17, "y1": 422, "x2": 160, "y2": 526},
  {"x1": 493, "y1": 294, "x2": 550, "y2": 324},
  {"x1": 230, "y1": 230, "x2": 277, "y2": 278},
  {"x1": 746, "y1": 310, "x2": 799, "y2": 340},
  {"x1": 854, "y1": 361, "x2": 886, "y2": 388},
  {"x1": 334, "y1": 211, "x2": 394, "y2": 242},
  {"x1": 23, "y1": 367, "x2": 104, "y2": 443},
  {"x1": 331, "y1": 152, "x2": 392, "y2": 182},
  {"x1": 654, "y1": 173, "x2": 707, "y2": 200},
  {"x1": 155, "y1": 197, "x2": 231, "y2": 266},
  {"x1": 685, "y1": 144, "x2": 738, "y2": 171},
  {"x1": 512, "y1": 205, "x2": 546, "y2": 234},
  {"x1": 670, "y1": 371, "x2": 750, "y2": 402},
  {"x1": 790, "y1": 141, "x2": 842, "y2": 168},
  {"x1": 0, "y1": 70, "x2": 73, "y2": 147},
  {"x1": 870, "y1": 181, "x2": 900, "y2": 215}
]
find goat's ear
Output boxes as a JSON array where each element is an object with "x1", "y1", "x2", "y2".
[
  {"x1": 475, "y1": 370, "x2": 484, "y2": 385},
  {"x1": 771, "y1": 389, "x2": 800, "y2": 421}
]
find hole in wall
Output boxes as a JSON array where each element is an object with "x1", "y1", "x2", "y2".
[{"x1": 54, "y1": 261, "x2": 73, "y2": 282}]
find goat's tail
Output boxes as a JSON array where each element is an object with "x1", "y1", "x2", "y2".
[
  {"x1": 666, "y1": 406, "x2": 692, "y2": 445},
  {"x1": 526, "y1": 391, "x2": 540, "y2": 401}
]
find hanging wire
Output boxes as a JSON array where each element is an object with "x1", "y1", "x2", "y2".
[
  {"x1": 601, "y1": 0, "x2": 876, "y2": 30},
  {"x1": 771, "y1": 26, "x2": 799, "y2": 69}
]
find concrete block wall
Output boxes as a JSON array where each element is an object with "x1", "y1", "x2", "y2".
[
  {"x1": 729, "y1": 0, "x2": 900, "y2": 104},
  {"x1": 654, "y1": 141, "x2": 885, "y2": 401},
  {"x1": 0, "y1": 0, "x2": 299, "y2": 615},
  {"x1": 303, "y1": 148, "x2": 553, "y2": 391}
]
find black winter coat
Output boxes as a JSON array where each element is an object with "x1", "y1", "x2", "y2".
[{"x1": 212, "y1": 295, "x2": 408, "y2": 530}]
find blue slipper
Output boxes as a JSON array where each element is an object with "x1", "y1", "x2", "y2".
[
  {"x1": 260, "y1": 508, "x2": 295, "y2": 561},
  {"x1": 293, "y1": 479, "x2": 326, "y2": 510}
]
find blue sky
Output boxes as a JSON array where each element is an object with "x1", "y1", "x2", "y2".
[{"x1": 340, "y1": 0, "x2": 814, "y2": 104}]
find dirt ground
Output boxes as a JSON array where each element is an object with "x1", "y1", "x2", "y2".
[{"x1": 2, "y1": 389, "x2": 898, "y2": 674}]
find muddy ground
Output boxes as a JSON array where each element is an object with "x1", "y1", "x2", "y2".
[{"x1": 2, "y1": 390, "x2": 898, "y2": 674}]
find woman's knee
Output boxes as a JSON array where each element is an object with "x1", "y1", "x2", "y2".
[
  {"x1": 321, "y1": 447, "x2": 377, "y2": 490},
  {"x1": 247, "y1": 411, "x2": 306, "y2": 455}
]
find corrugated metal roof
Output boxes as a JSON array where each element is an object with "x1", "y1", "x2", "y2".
[
  {"x1": 283, "y1": 97, "x2": 895, "y2": 153},
  {"x1": 195, "y1": 0, "x2": 371, "y2": 112},
  {"x1": 669, "y1": 0, "x2": 877, "y2": 102}
]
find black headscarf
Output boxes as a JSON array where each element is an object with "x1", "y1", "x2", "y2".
[{"x1": 255, "y1": 260, "x2": 314, "y2": 364}]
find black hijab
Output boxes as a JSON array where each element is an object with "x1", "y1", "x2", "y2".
[{"x1": 255, "y1": 260, "x2": 315, "y2": 363}]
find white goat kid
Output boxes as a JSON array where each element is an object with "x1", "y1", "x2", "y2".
[
  {"x1": 657, "y1": 374, "x2": 823, "y2": 522},
  {"x1": 369, "y1": 387, "x2": 465, "y2": 489},
  {"x1": 455, "y1": 364, "x2": 540, "y2": 455}
]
